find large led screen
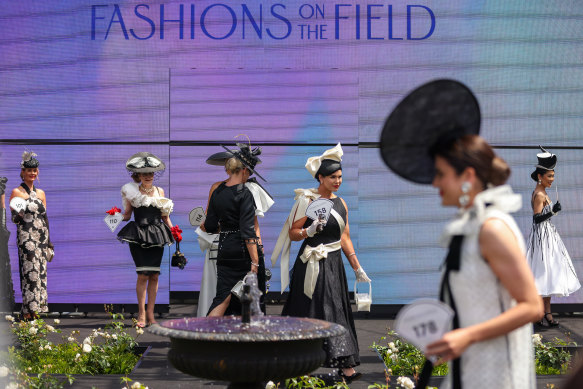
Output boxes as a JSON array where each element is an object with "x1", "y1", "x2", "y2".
[{"x1": 2, "y1": 1, "x2": 583, "y2": 306}]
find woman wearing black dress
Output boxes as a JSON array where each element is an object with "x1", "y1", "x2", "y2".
[
  {"x1": 272, "y1": 143, "x2": 371, "y2": 382},
  {"x1": 203, "y1": 143, "x2": 266, "y2": 317},
  {"x1": 117, "y1": 152, "x2": 175, "y2": 327}
]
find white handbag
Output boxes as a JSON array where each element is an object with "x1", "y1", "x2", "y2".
[{"x1": 354, "y1": 280, "x2": 372, "y2": 312}]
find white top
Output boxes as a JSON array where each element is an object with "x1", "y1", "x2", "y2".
[
  {"x1": 121, "y1": 182, "x2": 173, "y2": 216},
  {"x1": 440, "y1": 185, "x2": 535, "y2": 389}
]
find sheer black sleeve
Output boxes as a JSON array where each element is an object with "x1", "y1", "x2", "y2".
[{"x1": 239, "y1": 188, "x2": 256, "y2": 239}]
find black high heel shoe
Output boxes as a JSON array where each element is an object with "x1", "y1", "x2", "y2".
[
  {"x1": 338, "y1": 369, "x2": 362, "y2": 383},
  {"x1": 543, "y1": 312, "x2": 559, "y2": 327}
]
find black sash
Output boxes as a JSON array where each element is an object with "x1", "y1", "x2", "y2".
[{"x1": 417, "y1": 235, "x2": 463, "y2": 389}]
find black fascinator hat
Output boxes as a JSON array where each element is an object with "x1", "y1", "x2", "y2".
[
  {"x1": 21, "y1": 151, "x2": 40, "y2": 169},
  {"x1": 531, "y1": 146, "x2": 557, "y2": 181},
  {"x1": 222, "y1": 142, "x2": 265, "y2": 181},
  {"x1": 206, "y1": 150, "x2": 237, "y2": 166},
  {"x1": 125, "y1": 152, "x2": 166, "y2": 174},
  {"x1": 380, "y1": 80, "x2": 481, "y2": 184}
]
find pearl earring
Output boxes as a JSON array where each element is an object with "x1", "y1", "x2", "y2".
[
  {"x1": 459, "y1": 181, "x2": 471, "y2": 207},
  {"x1": 538, "y1": 179, "x2": 541, "y2": 185}
]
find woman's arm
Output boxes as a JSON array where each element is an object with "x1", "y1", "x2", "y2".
[
  {"x1": 532, "y1": 192, "x2": 545, "y2": 214},
  {"x1": 339, "y1": 199, "x2": 361, "y2": 271},
  {"x1": 122, "y1": 199, "x2": 133, "y2": 221},
  {"x1": 157, "y1": 187, "x2": 173, "y2": 229},
  {"x1": 425, "y1": 218, "x2": 544, "y2": 362},
  {"x1": 200, "y1": 181, "x2": 222, "y2": 233},
  {"x1": 289, "y1": 216, "x2": 309, "y2": 241},
  {"x1": 37, "y1": 189, "x2": 47, "y2": 207}
]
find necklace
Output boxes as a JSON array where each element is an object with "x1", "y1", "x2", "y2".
[{"x1": 140, "y1": 185, "x2": 154, "y2": 194}]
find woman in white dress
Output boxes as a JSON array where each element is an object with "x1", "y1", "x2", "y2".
[
  {"x1": 526, "y1": 147, "x2": 580, "y2": 326},
  {"x1": 380, "y1": 80, "x2": 543, "y2": 389}
]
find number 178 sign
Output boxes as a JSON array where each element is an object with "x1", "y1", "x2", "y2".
[{"x1": 394, "y1": 299, "x2": 454, "y2": 353}]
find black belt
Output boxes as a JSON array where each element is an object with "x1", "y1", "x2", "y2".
[{"x1": 136, "y1": 218, "x2": 161, "y2": 226}]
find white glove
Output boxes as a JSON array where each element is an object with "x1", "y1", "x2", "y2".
[
  {"x1": 354, "y1": 267, "x2": 371, "y2": 282},
  {"x1": 305, "y1": 218, "x2": 325, "y2": 237}
]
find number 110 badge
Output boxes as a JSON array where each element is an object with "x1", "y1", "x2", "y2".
[
  {"x1": 394, "y1": 299, "x2": 454, "y2": 353},
  {"x1": 104, "y1": 211, "x2": 123, "y2": 233}
]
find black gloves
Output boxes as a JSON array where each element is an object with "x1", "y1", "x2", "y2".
[
  {"x1": 533, "y1": 212, "x2": 553, "y2": 224},
  {"x1": 533, "y1": 202, "x2": 562, "y2": 224}
]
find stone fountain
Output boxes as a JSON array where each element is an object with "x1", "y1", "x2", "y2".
[{"x1": 149, "y1": 283, "x2": 346, "y2": 388}]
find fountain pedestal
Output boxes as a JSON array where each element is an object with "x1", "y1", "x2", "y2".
[{"x1": 149, "y1": 316, "x2": 346, "y2": 388}]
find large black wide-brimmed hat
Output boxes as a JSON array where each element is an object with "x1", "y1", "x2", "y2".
[
  {"x1": 221, "y1": 142, "x2": 265, "y2": 181},
  {"x1": 380, "y1": 80, "x2": 481, "y2": 184},
  {"x1": 206, "y1": 150, "x2": 239, "y2": 166},
  {"x1": 530, "y1": 146, "x2": 557, "y2": 181},
  {"x1": 125, "y1": 152, "x2": 166, "y2": 173}
]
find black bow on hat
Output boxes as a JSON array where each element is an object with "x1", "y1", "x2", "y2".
[{"x1": 222, "y1": 143, "x2": 265, "y2": 181}]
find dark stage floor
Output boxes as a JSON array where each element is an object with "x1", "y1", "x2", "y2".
[{"x1": 2, "y1": 304, "x2": 583, "y2": 388}]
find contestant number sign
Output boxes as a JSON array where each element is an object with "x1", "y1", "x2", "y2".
[
  {"x1": 305, "y1": 199, "x2": 334, "y2": 222},
  {"x1": 189, "y1": 207, "x2": 206, "y2": 226},
  {"x1": 394, "y1": 299, "x2": 454, "y2": 353},
  {"x1": 104, "y1": 213, "x2": 122, "y2": 233},
  {"x1": 9, "y1": 197, "x2": 26, "y2": 214}
]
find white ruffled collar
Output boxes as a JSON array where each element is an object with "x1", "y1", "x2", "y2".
[
  {"x1": 121, "y1": 182, "x2": 174, "y2": 215},
  {"x1": 440, "y1": 185, "x2": 522, "y2": 246}
]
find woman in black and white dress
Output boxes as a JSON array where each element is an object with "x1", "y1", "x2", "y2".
[
  {"x1": 117, "y1": 152, "x2": 175, "y2": 327},
  {"x1": 272, "y1": 144, "x2": 370, "y2": 382},
  {"x1": 10, "y1": 152, "x2": 52, "y2": 319},
  {"x1": 526, "y1": 147, "x2": 580, "y2": 326}
]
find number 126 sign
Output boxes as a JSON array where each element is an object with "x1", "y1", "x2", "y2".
[{"x1": 394, "y1": 299, "x2": 454, "y2": 353}]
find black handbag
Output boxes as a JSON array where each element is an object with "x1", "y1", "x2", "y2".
[{"x1": 171, "y1": 240, "x2": 188, "y2": 270}]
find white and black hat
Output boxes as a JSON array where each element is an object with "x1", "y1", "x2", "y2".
[
  {"x1": 125, "y1": 152, "x2": 166, "y2": 174},
  {"x1": 21, "y1": 151, "x2": 40, "y2": 169},
  {"x1": 531, "y1": 146, "x2": 557, "y2": 181},
  {"x1": 221, "y1": 142, "x2": 265, "y2": 181}
]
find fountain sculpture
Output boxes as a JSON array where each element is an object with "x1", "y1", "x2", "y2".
[{"x1": 149, "y1": 276, "x2": 346, "y2": 388}]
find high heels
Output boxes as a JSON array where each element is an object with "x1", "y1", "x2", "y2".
[
  {"x1": 543, "y1": 312, "x2": 559, "y2": 327},
  {"x1": 338, "y1": 369, "x2": 362, "y2": 383}
]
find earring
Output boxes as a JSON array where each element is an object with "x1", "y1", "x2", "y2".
[
  {"x1": 538, "y1": 179, "x2": 541, "y2": 185},
  {"x1": 459, "y1": 181, "x2": 471, "y2": 207}
]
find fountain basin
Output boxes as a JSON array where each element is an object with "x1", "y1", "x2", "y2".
[{"x1": 149, "y1": 315, "x2": 346, "y2": 385}]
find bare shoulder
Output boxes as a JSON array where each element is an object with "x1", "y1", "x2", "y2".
[
  {"x1": 479, "y1": 217, "x2": 519, "y2": 258},
  {"x1": 533, "y1": 191, "x2": 547, "y2": 203},
  {"x1": 36, "y1": 188, "x2": 46, "y2": 200},
  {"x1": 10, "y1": 187, "x2": 25, "y2": 199}
]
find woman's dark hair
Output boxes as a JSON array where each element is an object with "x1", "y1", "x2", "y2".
[
  {"x1": 315, "y1": 159, "x2": 342, "y2": 182},
  {"x1": 430, "y1": 134, "x2": 510, "y2": 188},
  {"x1": 533, "y1": 167, "x2": 553, "y2": 182},
  {"x1": 131, "y1": 172, "x2": 141, "y2": 183}
]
